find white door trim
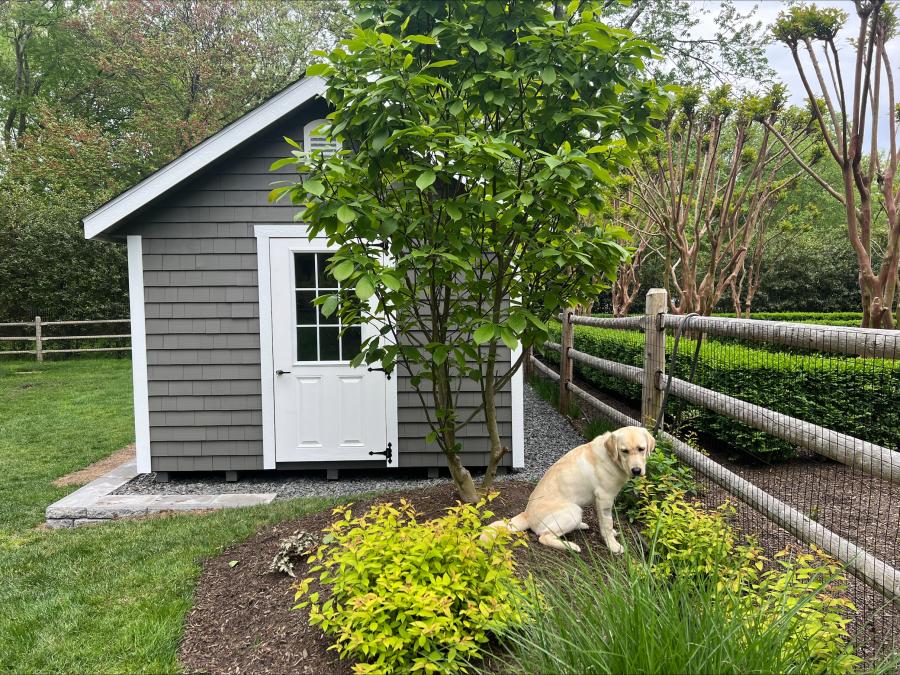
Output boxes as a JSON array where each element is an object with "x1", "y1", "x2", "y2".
[
  {"x1": 255, "y1": 227, "x2": 277, "y2": 469},
  {"x1": 255, "y1": 225, "x2": 398, "y2": 467},
  {"x1": 127, "y1": 235, "x2": 151, "y2": 474}
]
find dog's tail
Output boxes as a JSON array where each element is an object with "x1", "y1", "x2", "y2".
[{"x1": 479, "y1": 512, "x2": 529, "y2": 543}]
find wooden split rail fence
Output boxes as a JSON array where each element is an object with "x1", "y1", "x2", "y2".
[
  {"x1": 0, "y1": 317, "x2": 130, "y2": 360},
  {"x1": 531, "y1": 287, "x2": 900, "y2": 608}
]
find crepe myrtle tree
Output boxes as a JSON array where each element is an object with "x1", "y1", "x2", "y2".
[{"x1": 273, "y1": 0, "x2": 666, "y2": 502}]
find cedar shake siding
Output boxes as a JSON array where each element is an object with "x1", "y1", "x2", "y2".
[{"x1": 121, "y1": 99, "x2": 512, "y2": 472}]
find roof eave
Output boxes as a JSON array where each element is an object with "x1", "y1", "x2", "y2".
[{"x1": 83, "y1": 76, "x2": 326, "y2": 241}]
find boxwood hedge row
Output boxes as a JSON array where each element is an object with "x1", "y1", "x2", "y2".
[
  {"x1": 711, "y1": 311, "x2": 865, "y2": 327},
  {"x1": 541, "y1": 323, "x2": 900, "y2": 458}
]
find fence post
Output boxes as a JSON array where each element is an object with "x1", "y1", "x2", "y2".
[
  {"x1": 642, "y1": 289, "x2": 667, "y2": 427},
  {"x1": 559, "y1": 307, "x2": 575, "y2": 414},
  {"x1": 34, "y1": 316, "x2": 43, "y2": 362}
]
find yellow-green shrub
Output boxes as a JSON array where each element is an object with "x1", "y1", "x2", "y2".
[
  {"x1": 636, "y1": 490, "x2": 860, "y2": 671},
  {"x1": 294, "y1": 497, "x2": 528, "y2": 674},
  {"x1": 641, "y1": 493, "x2": 758, "y2": 578},
  {"x1": 737, "y1": 548, "x2": 861, "y2": 673}
]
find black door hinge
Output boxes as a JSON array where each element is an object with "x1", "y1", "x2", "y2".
[
  {"x1": 369, "y1": 442, "x2": 393, "y2": 464},
  {"x1": 367, "y1": 366, "x2": 391, "y2": 380}
]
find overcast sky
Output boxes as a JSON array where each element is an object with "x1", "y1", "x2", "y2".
[{"x1": 696, "y1": 1, "x2": 897, "y2": 148}]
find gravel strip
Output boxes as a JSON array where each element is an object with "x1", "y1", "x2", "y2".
[{"x1": 113, "y1": 385, "x2": 586, "y2": 500}]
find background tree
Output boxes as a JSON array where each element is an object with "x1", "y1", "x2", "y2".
[
  {"x1": 0, "y1": 0, "x2": 349, "y2": 320},
  {"x1": 279, "y1": 0, "x2": 664, "y2": 500},
  {"x1": 624, "y1": 85, "x2": 819, "y2": 315},
  {"x1": 603, "y1": 0, "x2": 773, "y2": 86},
  {"x1": 772, "y1": 1, "x2": 899, "y2": 328}
]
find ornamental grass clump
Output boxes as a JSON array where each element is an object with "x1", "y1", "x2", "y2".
[{"x1": 294, "y1": 497, "x2": 528, "y2": 674}]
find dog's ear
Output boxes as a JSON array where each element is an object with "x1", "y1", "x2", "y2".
[
  {"x1": 604, "y1": 431, "x2": 619, "y2": 461},
  {"x1": 645, "y1": 429, "x2": 657, "y2": 455}
]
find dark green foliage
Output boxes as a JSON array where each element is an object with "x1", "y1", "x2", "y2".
[
  {"x1": 712, "y1": 311, "x2": 865, "y2": 327},
  {"x1": 541, "y1": 324, "x2": 900, "y2": 458},
  {"x1": 582, "y1": 417, "x2": 616, "y2": 441}
]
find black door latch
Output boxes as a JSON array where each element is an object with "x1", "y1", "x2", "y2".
[
  {"x1": 369, "y1": 442, "x2": 393, "y2": 464},
  {"x1": 367, "y1": 366, "x2": 391, "y2": 380}
]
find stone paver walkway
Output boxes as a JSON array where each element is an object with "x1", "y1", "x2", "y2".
[{"x1": 45, "y1": 459, "x2": 275, "y2": 528}]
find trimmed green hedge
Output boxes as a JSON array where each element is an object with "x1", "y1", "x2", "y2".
[
  {"x1": 712, "y1": 311, "x2": 865, "y2": 327},
  {"x1": 541, "y1": 323, "x2": 900, "y2": 458}
]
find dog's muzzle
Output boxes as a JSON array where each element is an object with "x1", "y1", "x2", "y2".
[{"x1": 631, "y1": 467, "x2": 643, "y2": 477}]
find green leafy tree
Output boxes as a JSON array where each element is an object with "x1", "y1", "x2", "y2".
[
  {"x1": 772, "y1": 1, "x2": 900, "y2": 328},
  {"x1": 618, "y1": 85, "x2": 820, "y2": 316},
  {"x1": 277, "y1": 1, "x2": 665, "y2": 500},
  {"x1": 0, "y1": 0, "x2": 349, "y2": 320}
]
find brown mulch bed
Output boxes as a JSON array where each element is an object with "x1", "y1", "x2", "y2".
[
  {"x1": 178, "y1": 480, "x2": 634, "y2": 675},
  {"x1": 52, "y1": 444, "x2": 135, "y2": 487}
]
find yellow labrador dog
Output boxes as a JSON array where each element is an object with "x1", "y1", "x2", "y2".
[{"x1": 484, "y1": 426, "x2": 655, "y2": 554}]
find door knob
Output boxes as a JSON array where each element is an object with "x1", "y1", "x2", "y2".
[{"x1": 275, "y1": 369, "x2": 291, "y2": 375}]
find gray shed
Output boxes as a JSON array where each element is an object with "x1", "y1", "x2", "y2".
[{"x1": 83, "y1": 77, "x2": 524, "y2": 478}]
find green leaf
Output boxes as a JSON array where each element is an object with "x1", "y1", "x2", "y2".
[
  {"x1": 432, "y1": 345, "x2": 449, "y2": 365},
  {"x1": 320, "y1": 294, "x2": 339, "y2": 317},
  {"x1": 337, "y1": 205, "x2": 357, "y2": 224},
  {"x1": 304, "y1": 179, "x2": 325, "y2": 196},
  {"x1": 445, "y1": 203, "x2": 462, "y2": 221},
  {"x1": 228, "y1": 560, "x2": 239, "y2": 568},
  {"x1": 267, "y1": 186, "x2": 292, "y2": 203},
  {"x1": 402, "y1": 53, "x2": 413, "y2": 69},
  {"x1": 473, "y1": 324, "x2": 495, "y2": 344},
  {"x1": 500, "y1": 326, "x2": 518, "y2": 351},
  {"x1": 381, "y1": 271, "x2": 402, "y2": 291},
  {"x1": 331, "y1": 259, "x2": 354, "y2": 281},
  {"x1": 508, "y1": 313, "x2": 527, "y2": 333},
  {"x1": 542, "y1": 66, "x2": 557, "y2": 85},
  {"x1": 449, "y1": 100, "x2": 464, "y2": 116},
  {"x1": 355, "y1": 276, "x2": 375, "y2": 301},
  {"x1": 269, "y1": 157, "x2": 295, "y2": 171},
  {"x1": 427, "y1": 59, "x2": 457, "y2": 68},
  {"x1": 470, "y1": 39, "x2": 487, "y2": 54},
  {"x1": 415, "y1": 170, "x2": 436, "y2": 191},
  {"x1": 306, "y1": 62, "x2": 331, "y2": 77},
  {"x1": 407, "y1": 34, "x2": 436, "y2": 44}
]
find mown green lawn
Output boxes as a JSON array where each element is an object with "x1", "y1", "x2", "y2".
[{"x1": 0, "y1": 358, "x2": 336, "y2": 673}]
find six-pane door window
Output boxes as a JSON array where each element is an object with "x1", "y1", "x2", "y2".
[{"x1": 294, "y1": 252, "x2": 362, "y2": 362}]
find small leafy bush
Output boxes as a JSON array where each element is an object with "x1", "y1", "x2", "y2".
[
  {"x1": 737, "y1": 548, "x2": 861, "y2": 673},
  {"x1": 619, "y1": 440, "x2": 698, "y2": 522},
  {"x1": 540, "y1": 322, "x2": 900, "y2": 457},
  {"x1": 635, "y1": 495, "x2": 860, "y2": 669},
  {"x1": 269, "y1": 529, "x2": 319, "y2": 577},
  {"x1": 641, "y1": 494, "x2": 757, "y2": 578},
  {"x1": 294, "y1": 498, "x2": 528, "y2": 674}
]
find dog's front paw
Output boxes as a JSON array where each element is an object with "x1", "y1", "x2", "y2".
[{"x1": 606, "y1": 539, "x2": 624, "y2": 555}]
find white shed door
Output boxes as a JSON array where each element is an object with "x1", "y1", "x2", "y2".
[{"x1": 269, "y1": 237, "x2": 392, "y2": 463}]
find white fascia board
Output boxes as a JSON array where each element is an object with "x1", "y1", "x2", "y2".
[{"x1": 83, "y1": 77, "x2": 326, "y2": 240}]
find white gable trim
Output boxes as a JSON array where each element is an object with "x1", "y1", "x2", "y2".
[
  {"x1": 127, "y1": 235, "x2": 152, "y2": 474},
  {"x1": 84, "y1": 77, "x2": 326, "y2": 240}
]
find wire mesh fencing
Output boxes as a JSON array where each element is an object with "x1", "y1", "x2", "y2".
[{"x1": 533, "y1": 290, "x2": 899, "y2": 659}]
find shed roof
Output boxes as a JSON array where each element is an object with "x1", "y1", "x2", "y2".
[{"x1": 83, "y1": 76, "x2": 325, "y2": 241}]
